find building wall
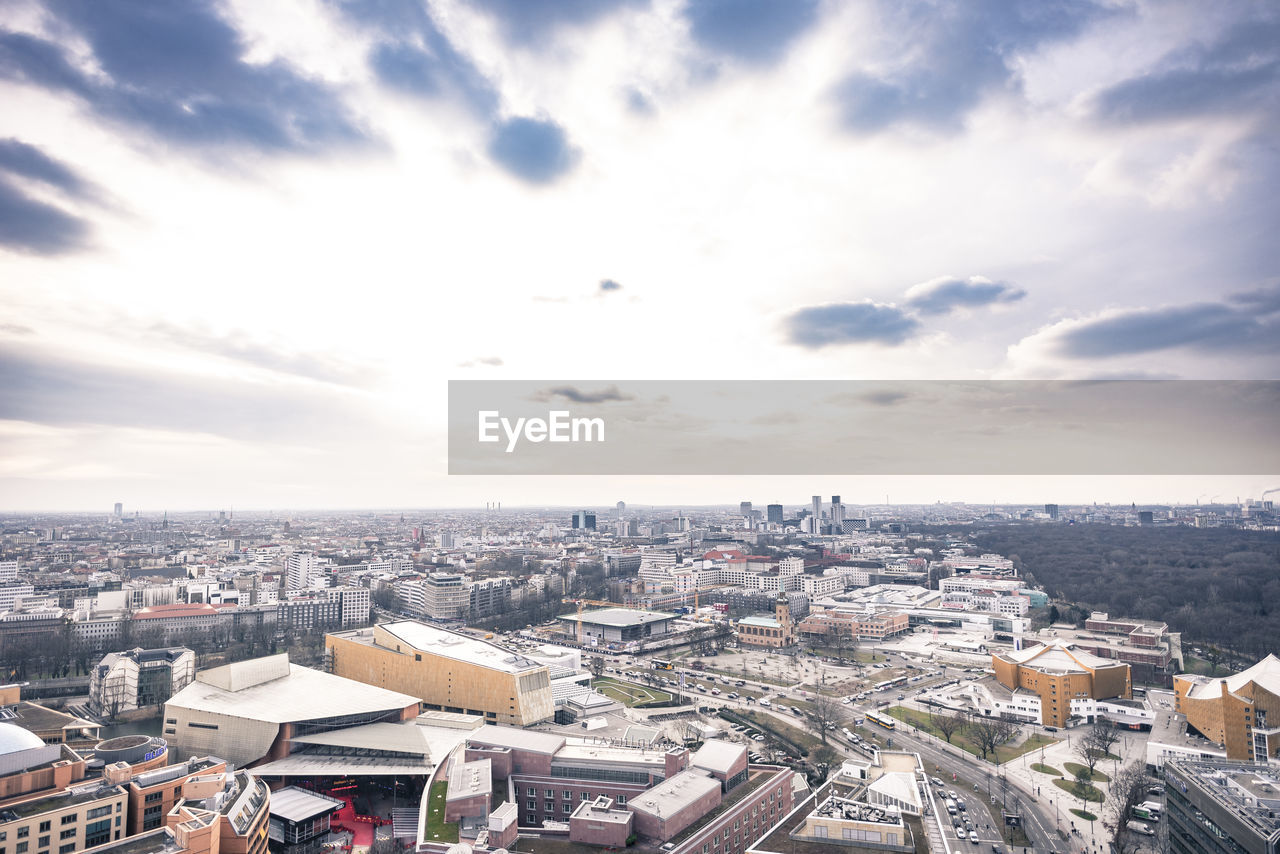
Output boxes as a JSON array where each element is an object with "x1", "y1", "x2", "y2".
[
  {"x1": 161, "y1": 704, "x2": 280, "y2": 770},
  {"x1": 0, "y1": 785, "x2": 128, "y2": 854},
  {"x1": 629, "y1": 786, "x2": 721, "y2": 842},
  {"x1": 0, "y1": 755, "x2": 85, "y2": 806},
  {"x1": 325, "y1": 627, "x2": 553, "y2": 726},
  {"x1": 510, "y1": 775, "x2": 648, "y2": 828},
  {"x1": 993, "y1": 654, "x2": 1131, "y2": 727},
  {"x1": 671, "y1": 768, "x2": 794, "y2": 854},
  {"x1": 1174, "y1": 677, "x2": 1280, "y2": 761}
]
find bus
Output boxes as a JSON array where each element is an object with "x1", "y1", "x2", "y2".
[
  {"x1": 866, "y1": 711, "x2": 897, "y2": 730},
  {"x1": 651, "y1": 659, "x2": 675, "y2": 671},
  {"x1": 877, "y1": 676, "x2": 908, "y2": 692}
]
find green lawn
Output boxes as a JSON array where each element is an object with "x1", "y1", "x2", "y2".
[
  {"x1": 1052, "y1": 777, "x2": 1105, "y2": 803},
  {"x1": 424, "y1": 781, "x2": 458, "y2": 843},
  {"x1": 884, "y1": 706, "x2": 1060, "y2": 764},
  {"x1": 592, "y1": 676, "x2": 673, "y2": 707},
  {"x1": 1063, "y1": 762, "x2": 1111, "y2": 782},
  {"x1": 739, "y1": 710, "x2": 825, "y2": 753},
  {"x1": 1031, "y1": 763, "x2": 1060, "y2": 775},
  {"x1": 1070, "y1": 809, "x2": 1097, "y2": 821}
]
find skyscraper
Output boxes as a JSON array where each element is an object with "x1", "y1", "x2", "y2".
[
  {"x1": 739, "y1": 501, "x2": 752, "y2": 516},
  {"x1": 831, "y1": 495, "x2": 844, "y2": 530},
  {"x1": 766, "y1": 504, "x2": 783, "y2": 524},
  {"x1": 113, "y1": 502, "x2": 123, "y2": 518},
  {"x1": 811, "y1": 496, "x2": 822, "y2": 531}
]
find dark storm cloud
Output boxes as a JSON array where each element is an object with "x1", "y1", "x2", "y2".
[
  {"x1": 0, "y1": 1, "x2": 369, "y2": 155},
  {"x1": 0, "y1": 138, "x2": 95, "y2": 199},
  {"x1": 834, "y1": 0, "x2": 1111, "y2": 132},
  {"x1": 904, "y1": 276, "x2": 1026, "y2": 315},
  {"x1": 683, "y1": 0, "x2": 820, "y2": 65},
  {"x1": 0, "y1": 176, "x2": 90, "y2": 255},
  {"x1": 1053, "y1": 302, "x2": 1280, "y2": 358},
  {"x1": 487, "y1": 117, "x2": 579, "y2": 184},
  {"x1": 467, "y1": 0, "x2": 647, "y2": 45},
  {"x1": 530, "y1": 385, "x2": 635, "y2": 404},
  {"x1": 783, "y1": 301, "x2": 920, "y2": 348},
  {"x1": 146, "y1": 322, "x2": 376, "y2": 387},
  {"x1": 0, "y1": 344, "x2": 375, "y2": 441},
  {"x1": 1093, "y1": 14, "x2": 1280, "y2": 125}
]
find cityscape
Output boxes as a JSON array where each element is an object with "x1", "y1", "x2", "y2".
[
  {"x1": 2, "y1": 1, "x2": 1279, "y2": 854},
  {"x1": 0, "y1": 498, "x2": 1274, "y2": 854}
]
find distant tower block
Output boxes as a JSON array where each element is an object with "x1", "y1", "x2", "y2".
[
  {"x1": 616, "y1": 501, "x2": 626, "y2": 515},
  {"x1": 113, "y1": 502, "x2": 123, "y2": 518}
]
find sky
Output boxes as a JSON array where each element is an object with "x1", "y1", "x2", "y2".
[{"x1": 0, "y1": 0, "x2": 1277, "y2": 512}]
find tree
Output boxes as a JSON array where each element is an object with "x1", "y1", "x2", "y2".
[
  {"x1": 1103, "y1": 762, "x2": 1150, "y2": 854},
  {"x1": 807, "y1": 694, "x2": 844, "y2": 745},
  {"x1": 969, "y1": 715, "x2": 1017, "y2": 763},
  {"x1": 932, "y1": 709, "x2": 969, "y2": 745},
  {"x1": 1073, "y1": 766, "x2": 1092, "y2": 797},
  {"x1": 588, "y1": 656, "x2": 605, "y2": 678},
  {"x1": 1076, "y1": 725, "x2": 1115, "y2": 777}
]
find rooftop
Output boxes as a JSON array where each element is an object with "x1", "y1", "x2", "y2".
[
  {"x1": 373, "y1": 621, "x2": 548, "y2": 674},
  {"x1": 998, "y1": 641, "x2": 1115, "y2": 673},
  {"x1": 446, "y1": 759, "x2": 491, "y2": 800},
  {"x1": 691, "y1": 741, "x2": 746, "y2": 776},
  {"x1": 165, "y1": 657, "x2": 418, "y2": 724},
  {"x1": 627, "y1": 769, "x2": 721, "y2": 819},
  {"x1": 558, "y1": 608, "x2": 677, "y2": 628},
  {"x1": 1167, "y1": 760, "x2": 1280, "y2": 844},
  {"x1": 467, "y1": 725, "x2": 566, "y2": 755},
  {"x1": 737, "y1": 616, "x2": 780, "y2": 628},
  {"x1": 1180, "y1": 653, "x2": 1280, "y2": 701},
  {"x1": 268, "y1": 786, "x2": 343, "y2": 823}
]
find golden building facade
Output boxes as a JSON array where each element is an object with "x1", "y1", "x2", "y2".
[
  {"x1": 325, "y1": 621, "x2": 554, "y2": 726},
  {"x1": 1174, "y1": 654, "x2": 1280, "y2": 762},
  {"x1": 992, "y1": 642, "x2": 1131, "y2": 728}
]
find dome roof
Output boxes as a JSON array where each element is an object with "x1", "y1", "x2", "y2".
[{"x1": 0, "y1": 723, "x2": 46, "y2": 755}]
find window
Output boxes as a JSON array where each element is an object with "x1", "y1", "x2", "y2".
[
  {"x1": 526, "y1": 800, "x2": 534, "y2": 810},
  {"x1": 60, "y1": 817, "x2": 77, "y2": 827},
  {"x1": 144, "y1": 792, "x2": 164, "y2": 803},
  {"x1": 59, "y1": 831, "x2": 75, "y2": 841},
  {"x1": 16, "y1": 844, "x2": 27, "y2": 854},
  {"x1": 545, "y1": 789, "x2": 553, "y2": 798},
  {"x1": 580, "y1": 793, "x2": 590, "y2": 801},
  {"x1": 17, "y1": 830, "x2": 28, "y2": 840},
  {"x1": 527, "y1": 787, "x2": 535, "y2": 796},
  {"x1": 563, "y1": 791, "x2": 572, "y2": 800},
  {"x1": 86, "y1": 809, "x2": 109, "y2": 822},
  {"x1": 615, "y1": 795, "x2": 626, "y2": 805},
  {"x1": 38, "y1": 838, "x2": 48, "y2": 849},
  {"x1": 59, "y1": 846, "x2": 74, "y2": 854},
  {"x1": 562, "y1": 805, "x2": 571, "y2": 814}
]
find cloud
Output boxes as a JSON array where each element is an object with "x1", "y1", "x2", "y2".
[
  {"x1": 683, "y1": 0, "x2": 820, "y2": 65},
  {"x1": 457, "y1": 356, "x2": 504, "y2": 368},
  {"x1": 0, "y1": 176, "x2": 90, "y2": 255},
  {"x1": 598, "y1": 279, "x2": 623, "y2": 293},
  {"x1": 0, "y1": 344, "x2": 376, "y2": 442},
  {"x1": 904, "y1": 275, "x2": 1026, "y2": 315},
  {"x1": 1009, "y1": 293, "x2": 1280, "y2": 368},
  {"x1": 466, "y1": 0, "x2": 647, "y2": 45},
  {"x1": 1092, "y1": 14, "x2": 1280, "y2": 125},
  {"x1": 146, "y1": 322, "x2": 376, "y2": 386},
  {"x1": 0, "y1": 2, "x2": 370, "y2": 155},
  {"x1": 530, "y1": 385, "x2": 634, "y2": 404},
  {"x1": 330, "y1": 0, "x2": 498, "y2": 117},
  {"x1": 783, "y1": 301, "x2": 920, "y2": 348},
  {"x1": 0, "y1": 138, "x2": 96, "y2": 199},
  {"x1": 625, "y1": 87, "x2": 654, "y2": 115},
  {"x1": 833, "y1": 0, "x2": 1111, "y2": 133},
  {"x1": 0, "y1": 323, "x2": 35, "y2": 335},
  {"x1": 487, "y1": 117, "x2": 579, "y2": 184}
]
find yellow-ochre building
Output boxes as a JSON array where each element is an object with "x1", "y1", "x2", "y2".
[
  {"x1": 326, "y1": 621, "x2": 555, "y2": 726},
  {"x1": 992, "y1": 641, "x2": 1131, "y2": 728},
  {"x1": 1174, "y1": 654, "x2": 1280, "y2": 762}
]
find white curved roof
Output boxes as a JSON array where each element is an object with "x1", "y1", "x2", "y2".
[{"x1": 0, "y1": 723, "x2": 46, "y2": 754}]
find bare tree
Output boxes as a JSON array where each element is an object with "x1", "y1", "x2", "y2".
[
  {"x1": 588, "y1": 656, "x2": 606, "y2": 678},
  {"x1": 932, "y1": 709, "x2": 969, "y2": 745},
  {"x1": 1103, "y1": 762, "x2": 1151, "y2": 854},
  {"x1": 1076, "y1": 726, "x2": 1114, "y2": 777},
  {"x1": 969, "y1": 715, "x2": 1017, "y2": 763},
  {"x1": 807, "y1": 694, "x2": 844, "y2": 745}
]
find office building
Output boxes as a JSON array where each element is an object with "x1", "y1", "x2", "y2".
[
  {"x1": 765, "y1": 504, "x2": 783, "y2": 525},
  {"x1": 1164, "y1": 760, "x2": 1280, "y2": 854},
  {"x1": 1174, "y1": 654, "x2": 1280, "y2": 762},
  {"x1": 89, "y1": 648, "x2": 196, "y2": 717},
  {"x1": 571, "y1": 511, "x2": 596, "y2": 530},
  {"x1": 556, "y1": 608, "x2": 677, "y2": 644},
  {"x1": 326, "y1": 621, "x2": 554, "y2": 726},
  {"x1": 1044, "y1": 503, "x2": 1059, "y2": 519}
]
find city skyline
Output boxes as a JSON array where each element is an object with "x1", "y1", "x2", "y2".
[{"x1": 1, "y1": 0, "x2": 1277, "y2": 509}]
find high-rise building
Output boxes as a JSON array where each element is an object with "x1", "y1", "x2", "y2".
[
  {"x1": 571, "y1": 510, "x2": 596, "y2": 530},
  {"x1": 811, "y1": 496, "x2": 822, "y2": 529},
  {"x1": 766, "y1": 504, "x2": 783, "y2": 524},
  {"x1": 113, "y1": 502, "x2": 123, "y2": 518},
  {"x1": 739, "y1": 501, "x2": 752, "y2": 516},
  {"x1": 831, "y1": 495, "x2": 844, "y2": 529},
  {"x1": 285, "y1": 552, "x2": 318, "y2": 590},
  {"x1": 1045, "y1": 503, "x2": 1059, "y2": 519}
]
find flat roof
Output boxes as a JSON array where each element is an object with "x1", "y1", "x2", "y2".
[
  {"x1": 446, "y1": 759, "x2": 491, "y2": 801},
  {"x1": 628, "y1": 769, "x2": 720, "y2": 818},
  {"x1": 289, "y1": 722, "x2": 436, "y2": 756},
  {"x1": 166, "y1": 663, "x2": 418, "y2": 724},
  {"x1": 557, "y1": 608, "x2": 677, "y2": 627},
  {"x1": 737, "y1": 615, "x2": 780, "y2": 628},
  {"x1": 467, "y1": 725, "x2": 566, "y2": 755},
  {"x1": 554, "y1": 743, "x2": 666, "y2": 767},
  {"x1": 268, "y1": 787, "x2": 343, "y2": 823},
  {"x1": 374, "y1": 621, "x2": 547, "y2": 674}
]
